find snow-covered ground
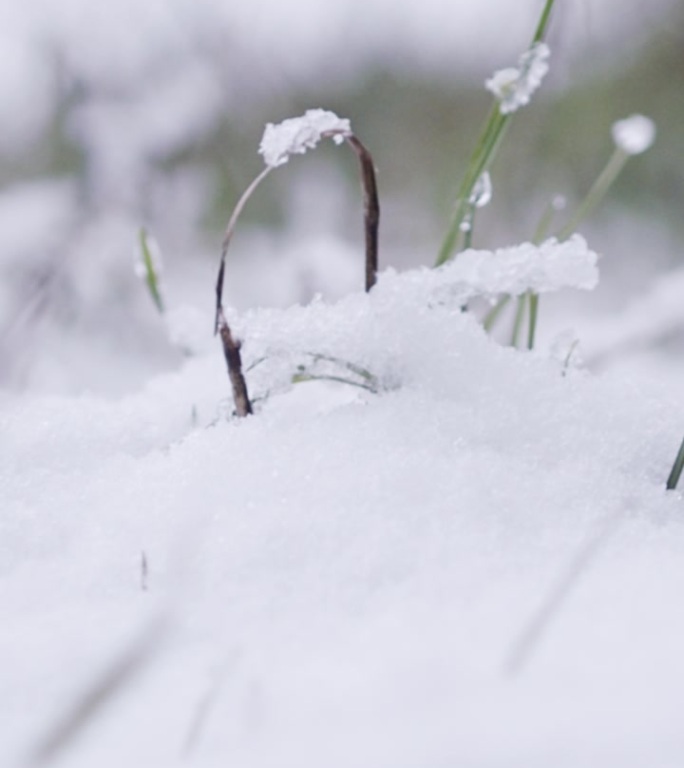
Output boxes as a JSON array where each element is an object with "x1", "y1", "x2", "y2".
[
  {"x1": 3, "y1": 241, "x2": 684, "y2": 767},
  {"x1": 3, "y1": 3, "x2": 684, "y2": 766}
]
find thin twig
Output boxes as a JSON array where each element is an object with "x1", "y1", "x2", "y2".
[
  {"x1": 212, "y1": 167, "x2": 271, "y2": 417},
  {"x1": 214, "y1": 166, "x2": 272, "y2": 334},
  {"x1": 217, "y1": 309, "x2": 253, "y2": 417},
  {"x1": 344, "y1": 134, "x2": 380, "y2": 291}
]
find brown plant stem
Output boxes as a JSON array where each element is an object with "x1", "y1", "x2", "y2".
[
  {"x1": 214, "y1": 166, "x2": 272, "y2": 334},
  {"x1": 217, "y1": 308, "x2": 253, "y2": 417},
  {"x1": 344, "y1": 134, "x2": 380, "y2": 291}
]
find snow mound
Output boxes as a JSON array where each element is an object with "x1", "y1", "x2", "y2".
[{"x1": 1, "y1": 258, "x2": 683, "y2": 767}]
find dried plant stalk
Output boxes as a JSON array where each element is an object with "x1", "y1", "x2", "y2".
[
  {"x1": 344, "y1": 134, "x2": 380, "y2": 291},
  {"x1": 217, "y1": 309, "x2": 253, "y2": 418}
]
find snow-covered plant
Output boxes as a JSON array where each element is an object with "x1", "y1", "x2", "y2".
[
  {"x1": 482, "y1": 107, "x2": 656, "y2": 350},
  {"x1": 435, "y1": 0, "x2": 557, "y2": 265},
  {"x1": 556, "y1": 114, "x2": 656, "y2": 241},
  {"x1": 214, "y1": 110, "x2": 379, "y2": 417},
  {"x1": 513, "y1": 114, "x2": 656, "y2": 349}
]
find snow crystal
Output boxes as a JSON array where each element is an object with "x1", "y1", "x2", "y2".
[
  {"x1": 485, "y1": 42, "x2": 550, "y2": 114},
  {"x1": 259, "y1": 109, "x2": 351, "y2": 168},
  {"x1": 611, "y1": 114, "x2": 656, "y2": 155}
]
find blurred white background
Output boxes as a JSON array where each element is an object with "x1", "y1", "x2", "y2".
[{"x1": 0, "y1": 0, "x2": 681, "y2": 393}]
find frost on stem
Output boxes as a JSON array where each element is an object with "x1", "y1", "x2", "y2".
[
  {"x1": 485, "y1": 42, "x2": 550, "y2": 114},
  {"x1": 259, "y1": 109, "x2": 351, "y2": 168},
  {"x1": 611, "y1": 114, "x2": 656, "y2": 155},
  {"x1": 469, "y1": 172, "x2": 492, "y2": 209}
]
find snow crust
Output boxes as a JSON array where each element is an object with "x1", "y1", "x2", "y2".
[
  {"x1": 485, "y1": 42, "x2": 550, "y2": 114},
  {"x1": 259, "y1": 109, "x2": 351, "y2": 168},
  {"x1": 611, "y1": 114, "x2": 656, "y2": 155},
  {"x1": 2, "y1": 246, "x2": 683, "y2": 766}
]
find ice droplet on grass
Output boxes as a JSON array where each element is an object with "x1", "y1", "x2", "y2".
[
  {"x1": 485, "y1": 42, "x2": 550, "y2": 114},
  {"x1": 611, "y1": 114, "x2": 656, "y2": 155},
  {"x1": 469, "y1": 171, "x2": 492, "y2": 208},
  {"x1": 259, "y1": 109, "x2": 351, "y2": 168}
]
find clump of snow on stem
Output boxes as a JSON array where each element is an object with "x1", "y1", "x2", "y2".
[
  {"x1": 611, "y1": 114, "x2": 656, "y2": 155},
  {"x1": 377, "y1": 235, "x2": 598, "y2": 306},
  {"x1": 469, "y1": 171, "x2": 492, "y2": 208},
  {"x1": 259, "y1": 109, "x2": 351, "y2": 168},
  {"x1": 485, "y1": 42, "x2": 550, "y2": 114}
]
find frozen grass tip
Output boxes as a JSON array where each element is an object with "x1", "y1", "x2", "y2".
[{"x1": 611, "y1": 114, "x2": 656, "y2": 155}]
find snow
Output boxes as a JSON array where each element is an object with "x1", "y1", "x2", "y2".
[
  {"x1": 485, "y1": 42, "x2": 550, "y2": 115},
  {"x1": 3, "y1": 233, "x2": 684, "y2": 766},
  {"x1": 469, "y1": 171, "x2": 493, "y2": 208},
  {"x1": 259, "y1": 110, "x2": 351, "y2": 168},
  {"x1": 377, "y1": 235, "x2": 598, "y2": 307},
  {"x1": 611, "y1": 114, "x2": 657, "y2": 155},
  {"x1": 1, "y1": 2, "x2": 682, "y2": 763}
]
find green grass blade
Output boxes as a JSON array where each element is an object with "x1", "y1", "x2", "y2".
[
  {"x1": 511, "y1": 295, "x2": 528, "y2": 348},
  {"x1": 483, "y1": 294, "x2": 511, "y2": 333},
  {"x1": 435, "y1": 0, "x2": 557, "y2": 266},
  {"x1": 556, "y1": 149, "x2": 628, "y2": 241},
  {"x1": 532, "y1": 0, "x2": 557, "y2": 44},
  {"x1": 138, "y1": 228, "x2": 164, "y2": 314}
]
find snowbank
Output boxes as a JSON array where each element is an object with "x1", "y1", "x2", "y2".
[{"x1": 2, "y1": 264, "x2": 683, "y2": 767}]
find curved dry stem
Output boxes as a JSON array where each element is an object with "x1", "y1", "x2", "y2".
[
  {"x1": 217, "y1": 308, "x2": 253, "y2": 418},
  {"x1": 343, "y1": 134, "x2": 380, "y2": 291},
  {"x1": 214, "y1": 166, "x2": 272, "y2": 334}
]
